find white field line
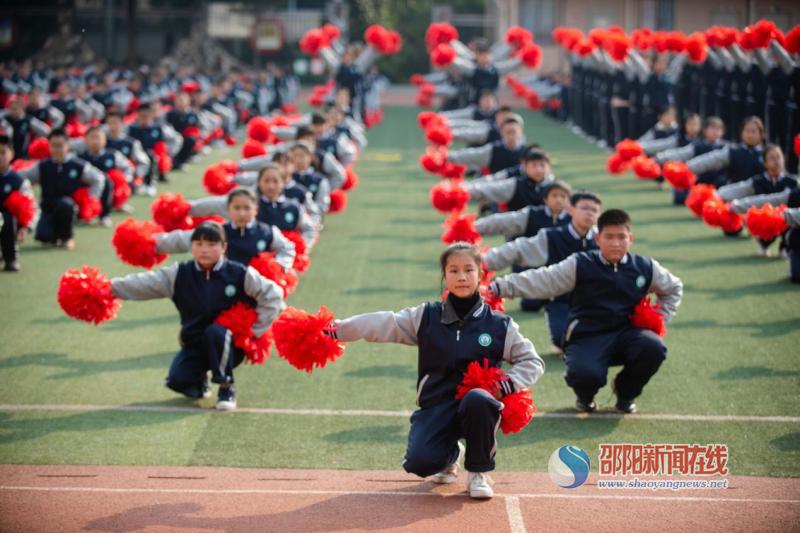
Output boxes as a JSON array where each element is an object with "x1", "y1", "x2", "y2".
[{"x1": 0, "y1": 403, "x2": 797, "y2": 424}]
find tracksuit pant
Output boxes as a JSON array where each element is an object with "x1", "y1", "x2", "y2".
[
  {"x1": 403, "y1": 389, "x2": 502, "y2": 477},
  {"x1": 35, "y1": 197, "x2": 76, "y2": 243},
  {"x1": 165, "y1": 324, "x2": 244, "y2": 398},
  {"x1": 564, "y1": 327, "x2": 666, "y2": 404}
]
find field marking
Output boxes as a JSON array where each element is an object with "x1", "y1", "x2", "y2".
[
  {"x1": 0, "y1": 485, "x2": 798, "y2": 505},
  {"x1": 0, "y1": 403, "x2": 797, "y2": 424},
  {"x1": 505, "y1": 495, "x2": 528, "y2": 533}
]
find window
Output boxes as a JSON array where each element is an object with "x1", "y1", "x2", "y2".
[{"x1": 519, "y1": 0, "x2": 557, "y2": 44}]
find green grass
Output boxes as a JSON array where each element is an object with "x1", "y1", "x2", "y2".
[{"x1": 0, "y1": 107, "x2": 798, "y2": 476}]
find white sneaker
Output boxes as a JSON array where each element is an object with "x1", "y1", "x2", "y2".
[
  {"x1": 99, "y1": 216, "x2": 112, "y2": 228},
  {"x1": 467, "y1": 472, "x2": 494, "y2": 499},
  {"x1": 431, "y1": 441, "x2": 465, "y2": 484},
  {"x1": 756, "y1": 243, "x2": 770, "y2": 257}
]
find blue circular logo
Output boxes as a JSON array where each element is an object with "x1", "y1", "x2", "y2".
[
  {"x1": 548, "y1": 445, "x2": 590, "y2": 489},
  {"x1": 478, "y1": 333, "x2": 492, "y2": 347},
  {"x1": 256, "y1": 239, "x2": 267, "y2": 251},
  {"x1": 284, "y1": 212, "x2": 295, "y2": 223},
  {"x1": 224, "y1": 284, "x2": 236, "y2": 297}
]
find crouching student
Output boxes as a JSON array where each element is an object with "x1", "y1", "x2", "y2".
[
  {"x1": 464, "y1": 149, "x2": 554, "y2": 213},
  {"x1": 489, "y1": 209, "x2": 683, "y2": 414},
  {"x1": 327, "y1": 243, "x2": 544, "y2": 499},
  {"x1": 110, "y1": 221, "x2": 285, "y2": 410},
  {"x1": 0, "y1": 135, "x2": 35, "y2": 271}
]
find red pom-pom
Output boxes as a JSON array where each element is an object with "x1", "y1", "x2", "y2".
[
  {"x1": 686, "y1": 32, "x2": 708, "y2": 63},
  {"x1": 242, "y1": 138, "x2": 267, "y2": 158},
  {"x1": 214, "y1": 302, "x2": 271, "y2": 365},
  {"x1": 299, "y1": 28, "x2": 329, "y2": 56},
  {"x1": 455, "y1": 358, "x2": 507, "y2": 400},
  {"x1": 57, "y1": 265, "x2": 121, "y2": 325},
  {"x1": 3, "y1": 190, "x2": 37, "y2": 227},
  {"x1": 746, "y1": 204, "x2": 788, "y2": 241},
  {"x1": 342, "y1": 166, "x2": 359, "y2": 191},
  {"x1": 151, "y1": 192, "x2": 193, "y2": 231},
  {"x1": 526, "y1": 90, "x2": 543, "y2": 110},
  {"x1": 181, "y1": 81, "x2": 200, "y2": 94},
  {"x1": 111, "y1": 218, "x2": 167, "y2": 268},
  {"x1": 794, "y1": 134, "x2": 800, "y2": 157},
  {"x1": 416, "y1": 83, "x2": 436, "y2": 107},
  {"x1": 425, "y1": 22, "x2": 458, "y2": 49},
  {"x1": 364, "y1": 25, "x2": 390, "y2": 52},
  {"x1": 203, "y1": 163, "x2": 236, "y2": 196},
  {"x1": 664, "y1": 31, "x2": 687, "y2": 53},
  {"x1": 442, "y1": 212, "x2": 481, "y2": 245},
  {"x1": 685, "y1": 184, "x2": 718, "y2": 217},
  {"x1": 702, "y1": 198, "x2": 743, "y2": 232},
  {"x1": 410, "y1": 73, "x2": 425, "y2": 86},
  {"x1": 107, "y1": 168, "x2": 131, "y2": 209},
  {"x1": 606, "y1": 152, "x2": 630, "y2": 174},
  {"x1": 500, "y1": 390, "x2": 536, "y2": 435},
  {"x1": 632, "y1": 156, "x2": 661, "y2": 180},
  {"x1": 281, "y1": 230, "x2": 310, "y2": 273},
  {"x1": 786, "y1": 25, "x2": 800, "y2": 55},
  {"x1": 224, "y1": 135, "x2": 237, "y2": 146},
  {"x1": 604, "y1": 32, "x2": 632, "y2": 62},
  {"x1": 28, "y1": 137, "x2": 50, "y2": 160},
  {"x1": 632, "y1": 28, "x2": 654, "y2": 51},
  {"x1": 153, "y1": 143, "x2": 172, "y2": 173},
  {"x1": 183, "y1": 125, "x2": 201, "y2": 139},
  {"x1": 72, "y1": 188, "x2": 101, "y2": 221},
  {"x1": 249, "y1": 252, "x2": 298, "y2": 298},
  {"x1": 518, "y1": 43, "x2": 543, "y2": 69},
  {"x1": 11, "y1": 159, "x2": 36, "y2": 172},
  {"x1": 329, "y1": 189, "x2": 347, "y2": 213},
  {"x1": 431, "y1": 43, "x2": 456, "y2": 67},
  {"x1": 420, "y1": 145, "x2": 448, "y2": 174},
  {"x1": 506, "y1": 26, "x2": 534, "y2": 49},
  {"x1": 662, "y1": 161, "x2": 696, "y2": 190},
  {"x1": 630, "y1": 296, "x2": 666, "y2": 337},
  {"x1": 271, "y1": 306, "x2": 345, "y2": 373},
  {"x1": 615, "y1": 139, "x2": 644, "y2": 161},
  {"x1": 479, "y1": 283, "x2": 505, "y2": 313},
  {"x1": 440, "y1": 161, "x2": 466, "y2": 180},
  {"x1": 246, "y1": 117, "x2": 271, "y2": 143},
  {"x1": 425, "y1": 124, "x2": 452, "y2": 146},
  {"x1": 321, "y1": 23, "x2": 341, "y2": 42},
  {"x1": 66, "y1": 121, "x2": 87, "y2": 139},
  {"x1": 430, "y1": 180, "x2": 470, "y2": 214},
  {"x1": 418, "y1": 111, "x2": 445, "y2": 129}
]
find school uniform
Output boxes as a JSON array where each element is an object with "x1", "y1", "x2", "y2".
[
  {"x1": 165, "y1": 108, "x2": 201, "y2": 169},
  {"x1": 79, "y1": 147, "x2": 133, "y2": 217},
  {"x1": 111, "y1": 258, "x2": 284, "y2": 397},
  {"x1": 493, "y1": 250, "x2": 682, "y2": 404},
  {"x1": 332, "y1": 294, "x2": 543, "y2": 476},
  {"x1": 448, "y1": 140, "x2": 526, "y2": 174},
  {"x1": 465, "y1": 175, "x2": 553, "y2": 212},
  {"x1": 0, "y1": 168, "x2": 31, "y2": 265},
  {"x1": 292, "y1": 167, "x2": 331, "y2": 215}
]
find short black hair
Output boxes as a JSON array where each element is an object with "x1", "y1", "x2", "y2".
[
  {"x1": 0, "y1": 135, "x2": 11, "y2": 148},
  {"x1": 478, "y1": 89, "x2": 496, "y2": 99},
  {"x1": 136, "y1": 102, "x2": 152, "y2": 111},
  {"x1": 544, "y1": 179, "x2": 572, "y2": 198},
  {"x1": 48, "y1": 128, "x2": 69, "y2": 140},
  {"x1": 290, "y1": 142, "x2": 312, "y2": 155},
  {"x1": 497, "y1": 105, "x2": 513, "y2": 113},
  {"x1": 271, "y1": 151, "x2": 288, "y2": 163},
  {"x1": 85, "y1": 125, "x2": 104, "y2": 135},
  {"x1": 190, "y1": 221, "x2": 226, "y2": 243},
  {"x1": 295, "y1": 125, "x2": 313, "y2": 139},
  {"x1": 597, "y1": 209, "x2": 631, "y2": 232},
  {"x1": 227, "y1": 188, "x2": 257, "y2": 206},
  {"x1": 310, "y1": 113, "x2": 326, "y2": 125},
  {"x1": 522, "y1": 148, "x2": 549, "y2": 163},
  {"x1": 104, "y1": 111, "x2": 124, "y2": 121},
  {"x1": 570, "y1": 191, "x2": 602, "y2": 207}
]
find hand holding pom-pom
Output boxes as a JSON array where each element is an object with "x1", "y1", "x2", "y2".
[
  {"x1": 3, "y1": 190, "x2": 37, "y2": 227},
  {"x1": 441, "y1": 212, "x2": 481, "y2": 245},
  {"x1": 215, "y1": 302, "x2": 272, "y2": 364},
  {"x1": 27, "y1": 137, "x2": 51, "y2": 160},
  {"x1": 280, "y1": 230, "x2": 311, "y2": 273},
  {"x1": 107, "y1": 168, "x2": 132, "y2": 209},
  {"x1": 430, "y1": 180, "x2": 470, "y2": 214},
  {"x1": 517, "y1": 43, "x2": 543, "y2": 69},
  {"x1": 746, "y1": 204, "x2": 788, "y2": 241},
  {"x1": 271, "y1": 306, "x2": 345, "y2": 373},
  {"x1": 685, "y1": 184, "x2": 718, "y2": 217},
  {"x1": 249, "y1": 252, "x2": 299, "y2": 298},
  {"x1": 500, "y1": 390, "x2": 537, "y2": 434},
  {"x1": 72, "y1": 188, "x2": 102, "y2": 222},
  {"x1": 615, "y1": 139, "x2": 644, "y2": 161},
  {"x1": 151, "y1": 192, "x2": 193, "y2": 231},
  {"x1": 630, "y1": 296, "x2": 666, "y2": 337},
  {"x1": 242, "y1": 138, "x2": 267, "y2": 158},
  {"x1": 202, "y1": 163, "x2": 236, "y2": 196},
  {"x1": 112, "y1": 218, "x2": 168, "y2": 268},
  {"x1": 342, "y1": 166, "x2": 359, "y2": 191},
  {"x1": 58, "y1": 265, "x2": 121, "y2": 325},
  {"x1": 246, "y1": 117, "x2": 271, "y2": 143},
  {"x1": 425, "y1": 124, "x2": 452, "y2": 146},
  {"x1": 632, "y1": 156, "x2": 661, "y2": 180},
  {"x1": 662, "y1": 161, "x2": 697, "y2": 190},
  {"x1": 431, "y1": 43, "x2": 456, "y2": 67},
  {"x1": 702, "y1": 198, "x2": 743, "y2": 233},
  {"x1": 329, "y1": 189, "x2": 347, "y2": 213},
  {"x1": 606, "y1": 152, "x2": 629, "y2": 175}
]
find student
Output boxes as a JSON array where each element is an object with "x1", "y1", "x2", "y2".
[
  {"x1": 447, "y1": 115, "x2": 526, "y2": 174},
  {"x1": 450, "y1": 104, "x2": 513, "y2": 147},
  {"x1": 288, "y1": 142, "x2": 331, "y2": 215},
  {"x1": 156, "y1": 188, "x2": 296, "y2": 270},
  {"x1": 639, "y1": 112, "x2": 701, "y2": 157},
  {"x1": 165, "y1": 91, "x2": 202, "y2": 170},
  {"x1": 78, "y1": 125, "x2": 134, "y2": 226},
  {"x1": 654, "y1": 116, "x2": 727, "y2": 189},
  {"x1": 489, "y1": 209, "x2": 683, "y2": 414},
  {"x1": 463, "y1": 149, "x2": 553, "y2": 212},
  {"x1": 784, "y1": 203, "x2": 800, "y2": 283},
  {"x1": 327, "y1": 242, "x2": 544, "y2": 499},
  {"x1": 0, "y1": 97, "x2": 50, "y2": 158},
  {"x1": 110, "y1": 221, "x2": 285, "y2": 410},
  {"x1": 18, "y1": 128, "x2": 104, "y2": 249},
  {"x1": 128, "y1": 102, "x2": 182, "y2": 192},
  {"x1": 482, "y1": 191, "x2": 601, "y2": 353},
  {"x1": 104, "y1": 111, "x2": 151, "y2": 189},
  {"x1": 718, "y1": 145, "x2": 797, "y2": 255},
  {"x1": 475, "y1": 179, "x2": 572, "y2": 240},
  {"x1": 0, "y1": 135, "x2": 34, "y2": 271},
  {"x1": 687, "y1": 116, "x2": 766, "y2": 186},
  {"x1": 637, "y1": 106, "x2": 678, "y2": 143}
]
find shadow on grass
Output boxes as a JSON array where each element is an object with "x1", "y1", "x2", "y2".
[
  {"x1": 0, "y1": 351, "x2": 172, "y2": 379},
  {"x1": 713, "y1": 366, "x2": 800, "y2": 380},
  {"x1": 343, "y1": 364, "x2": 417, "y2": 380},
  {"x1": 671, "y1": 318, "x2": 798, "y2": 337},
  {"x1": 770, "y1": 432, "x2": 800, "y2": 451},
  {"x1": 687, "y1": 280, "x2": 798, "y2": 300},
  {"x1": 499, "y1": 415, "x2": 622, "y2": 448},
  {"x1": 323, "y1": 424, "x2": 407, "y2": 445}
]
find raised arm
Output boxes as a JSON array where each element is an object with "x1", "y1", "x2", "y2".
[
  {"x1": 79, "y1": 162, "x2": 105, "y2": 198},
  {"x1": 155, "y1": 229, "x2": 192, "y2": 254},
  {"x1": 475, "y1": 207, "x2": 530, "y2": 238},
  {"x1": 111, "y1": 262, "x2": 178, "y2": 300},
  {"x1": 492, "y1": 254, "x2": 578, "y2": 300},
  {"x1": 730, "y1": 189, "x2": 791, "y2": 213},
  {"x1": 333, "y1": 304, "x2": 426, "y2": 345},
  {"x1": 483, "y1": 231, "x2": 549, "y2": 271},
  {"x1": 270, "y1": 227, "x2": 296, "y2": 270},
  {"x1": 686, "y1": 144, "x2": 730, "y2": 175},
  {"x1": 717, "y1": 178, "x2": 756, "y2": 202},
  {"x1": 189, "y1": 196, "x2": 228, "y2": 217},
  {"x1": 465, "y1": 176, "x2": 516, "y2": 204}
]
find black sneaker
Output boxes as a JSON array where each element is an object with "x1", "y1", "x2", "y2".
[
  {"x1": 615, "y1": 400, "x2": 637, "y2": 414},
  {"x1": 216, "y1": 386, "x2": 236, "y2": 411},
  {"x1": 575, "y1": 397, "x2": 597, "y2": 413},
  {"x1": 3, "y1": 261, "x2": 20, "y2": 272}
]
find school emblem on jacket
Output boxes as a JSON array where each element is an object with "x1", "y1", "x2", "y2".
[
  {"x1": 256, "y1": 239, "x2": 266, "y2": 251},
  {"x1": 284, "y1": 212, "x2": 295, "y2": 223},
  {"x1": 635, "y1": 275, "x2": 646, "y2": 288},
  {"x1": 478, "y1": 333, "x2": 492, "y2": 347},
  {"x1": 3, "y1": 184, "x2": 10, "y2": 193},
  {"x1": 224, "y1": 284, "x2": 236, "y2": 297},
  {"x1": 69, "y1": 168, "x2": 78, "y2": 179}
]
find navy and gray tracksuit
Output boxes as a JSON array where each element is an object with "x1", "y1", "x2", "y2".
[
  {"x1": 484, "y1": 224, "x2": 598, "y2": 346},
  {"x1": 333, "y1": 297, "x2": 544, "y2": 477},
  {"x1": 493, "y1": 250, "x2": 683, "y2": 404},
  {"x1": 0, "y1": 168, "x2": 31, "y2": 264},
  {"x1": 111, "y1": 258, "x2": 284, "y2": 397},
  {"x1": 79, "y1": 148, "x2": 132, "y2": 217},
  {"x1": 448, "y1": 140, "x2": 526, "y2": 174},
  {"x1": 466, "y1": 174, "x2": 554, "y2": 214}
]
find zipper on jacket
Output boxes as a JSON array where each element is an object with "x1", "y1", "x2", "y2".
[
  {"x1": 415, "y1": 374, "x2": 430, "y2": 406},
  {"x1": 205, "y1": 270, "x2": 211, "y2": 280},
  {"x1": 456, "y1": 330, "x2": 461, "y2": 341}
]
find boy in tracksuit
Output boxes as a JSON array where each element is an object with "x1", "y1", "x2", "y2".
[
  {"x1": 482, "y1": 192, "x2": 602, "y2": 354},
  {"x1": 289, "y1": 142, "x2": 331, "y2": 216},
  {"x1": 464, "y1": 148, "x2": 553, "y2": 212},
  {"x1": 78, "y1": 125, "x2": 134, "y2": 226},
  {"x1": 447, "y1": 114, "x2": 526, "y2": 174},
  {"x1": 489, "y1": 209, "x2": 684, "y2": 414},
  {"x1": 18, "y1": 128, "x2": 105, "y2": 249},
  {"x1": 104, "y1": 111, "x2": 151, "y2": 192},
  {"x1": 110, "y1": 221, "x2": 285, "y2": 410},
  {"x1": 0, "y1": 135, "x2": 35, "y2": 271}
]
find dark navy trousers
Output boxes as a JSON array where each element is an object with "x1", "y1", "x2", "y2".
[
  {"x1": 0, "y1": 208, "x2": 17, "y2": 263},
  {"x1": 402, "y1": 389, "x2": 502, "y2": 477},
  {"x1": 564, "y1": 327, "x2": 666, "y2": 404},
  {"x1": 35, "y1": 197, "x2": 76, "y2": 243},
  {"x1": 544, "y1": 301, "x2": 569, "y2": 348},
  {"x1": 790, "y1": 250, "x2": 800, "y2": 283},
  {"x1": 166, "y1": 324, "x2": 244, "y2": 398}
]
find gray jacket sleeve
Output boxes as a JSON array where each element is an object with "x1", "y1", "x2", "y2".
[
  {"x1": 321, "y1": 152, "x2": 346, "y2": 190},
  {"x1": 785, "y1": 207, "x2": 800, "y2": 228},
  {"x1": 320, "y1": 47, "x2": 340, "y2": 73},
  {"x1": 49, "y1": 107, "x2": 65, "y2": 129},
  {"x1": 237, "y1": 154, "x2": 275, "y2": 172},
  {"x1": 640, "y1": 136, "x2": 677, "y2": 156},
  {"x1": 29, "y1": 116, "x2": 51, "y2": 137},
  {"x1": 114, "y1": 150, "x2": 134, "y2": 179},
  {"x1": 503, "y1": 318, "x2": 545, "y2": 390},
  {"x1": 475, "y1": 207, "x2": 530, "y2": 238},
  {"x1": 17, "y1": 162, "x2": 41, "y2": 184},
  {"x1": 483, "y1": 231, "x2": 549, "y2": 271},
  {"x1": 189, "y1": 196, "x2": 228, "y2": 217},
  {"x1": 717, "y1": 178, "x2": 756, "y2": 202},
  {"x1": 655, "y1": 143, "x2": 697, "y2": 164},
  {"x1": 270, "y1": 227, "x2": 296, "y2": 270},
  {"x1": 648, "y1": 259, "x2": 683, "y2": 323},
  {"x1": 296, "y1": 210, "x2": 318, "y2": 250},
  {"x1": 770, "y1": 40, "x2": 796, "y2": 76},
  {"x1": 80, "y1": 162, "x2": 105, "y2": 198},
  {"x1": 687, "y1": 145, "x2": 730, "y2": 175},
  {"x1": 449, "y1": 143, "x2": 493, "y2": 168},
  {"x1": 162, "y1": 124, "x2": 183, "y2": 156},
  {"x1": 155, "y1": 229, "x2": 192, "y2": 254},
  {"x1": 452, "y1": 125, "x2": 490, "y2": 145},
  {"x1": 494, "y1": 254, "x2": 578, "y2": 300},
  {"x1": 465, "y1": 177, "x2": 515, "y2": 204},
  {"x1": 111, "y1": 262, "x2": 179, "y2": 300},
  {"x1": 441, "y1": 106, "x2": 476, "y2": 120},
  {"x1": 730, "y1": 189, "x2": 791, "y2": 213},
  {"x1": 243, "y1": 266, "x2": 286, "y2": 336},
  {"x1": 334, "y1": 304, "x2": 426, "y2": 345},
  {"x1": 131, "y1": 140, "x2": 150, "y2": 177},
  {"x1": 232, "y1": 172, "x2": 258, "y2": 187},
  {"x1": 315, "y1": 177, "x2": 331, "y2": 214}
]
